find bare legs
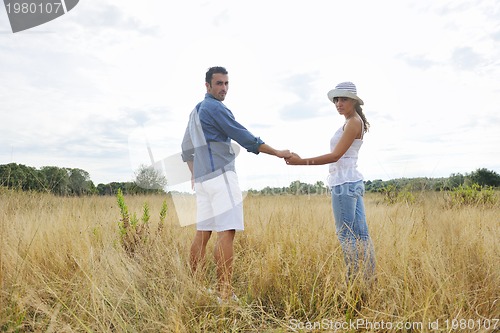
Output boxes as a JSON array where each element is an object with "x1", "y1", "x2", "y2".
[
  {"x1": 190, "y1": 230, "x2": 212, "y2": 274},
  {"x1": 190, "y1": 229, "x2": 236, "y2": 300},
  {"x1": 214, "y1": 230, "x2": 235, "y2": 299}
]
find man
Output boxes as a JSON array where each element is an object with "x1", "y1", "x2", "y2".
[{"x1": 181, "y1": 66, "x2": 291, "y2": 301}]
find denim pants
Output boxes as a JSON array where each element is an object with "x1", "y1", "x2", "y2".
[{"x1": 331, "y1": 180, "x2": 376, "y2": 281}]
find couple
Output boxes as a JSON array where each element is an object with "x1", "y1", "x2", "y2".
[{"x1": 181, "y1": 66, "x2": 376, "y2": 302}]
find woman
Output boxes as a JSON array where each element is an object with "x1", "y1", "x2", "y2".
[{"x1": 285, "y1": 81, "x2": 376, "y2": 282}]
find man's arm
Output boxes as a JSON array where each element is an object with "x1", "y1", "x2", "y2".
[
  {"x1": 181, "y1": 125, "x2": 194, "y2": 161},
  {"x1": 207, "y1": 106, "x2": 291, "y2": 157},
  {"x1": 258, "y1": 143, "x2": 292, "y2": 158},
  {"x1": 181, "y1": 119, "x2": 196, "y2": 188},
  {"x1": 186, "y1": 160, "x2": 195, "y2": 189}
]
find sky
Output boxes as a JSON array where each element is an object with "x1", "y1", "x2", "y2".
[{"x1": 1, "y1": 0, "x2": 499, "y2": 192}]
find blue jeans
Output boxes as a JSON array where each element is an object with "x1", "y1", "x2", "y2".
[{"x1": 331, "y1": 181, "x2": 376, "y2": 281}]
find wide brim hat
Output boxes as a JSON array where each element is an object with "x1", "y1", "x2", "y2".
[{"x1": 327, "y1": 81, "x2": 364, "y2": 105}]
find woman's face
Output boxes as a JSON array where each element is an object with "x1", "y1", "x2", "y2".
[{"x1": 333, "y1": 97, "x2": 356, "y2": 117}]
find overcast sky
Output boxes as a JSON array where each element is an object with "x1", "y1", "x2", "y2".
[{"x1": 1, "y1": 0, "x2": 499, "y2": 192}]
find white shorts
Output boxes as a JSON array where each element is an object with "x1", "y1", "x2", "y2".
[{"x1": 194, "y1": 171, "x2": 244, "y2": 232}]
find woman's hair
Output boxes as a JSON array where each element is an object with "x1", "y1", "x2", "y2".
[{"x1": 355, "y1": 104, "x2": 370, "y2": 132}]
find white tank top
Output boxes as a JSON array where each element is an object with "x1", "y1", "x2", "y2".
[{"x1": 327, "y1": 123, "x2": 364, "y2": 187}]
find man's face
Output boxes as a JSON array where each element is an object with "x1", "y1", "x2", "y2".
[{"x1": 206, "y1": 73, "x2": 229, "y2": 101}]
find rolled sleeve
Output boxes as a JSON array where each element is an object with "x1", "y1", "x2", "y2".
[{"x1": 246, "y1": 136, "x2": 265, "y2": 154}]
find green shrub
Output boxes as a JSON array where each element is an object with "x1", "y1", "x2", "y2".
[
  {"x1": 116, "y1": 189, "x2": 167, "y2": 255},
  {"x1": 444, "y1": 183, "x2": 498, "y2": 208},
  {"x1": 381, "y1": 184, "x2": 416, "y2": 205}
]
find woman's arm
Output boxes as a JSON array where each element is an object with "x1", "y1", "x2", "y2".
[{"x1": 286, "y1": 118, "x2": 362, "y2": 165}]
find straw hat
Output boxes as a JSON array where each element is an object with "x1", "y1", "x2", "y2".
[{"x1": 327, "y1": 81, "x2": 364, "y2": 105}]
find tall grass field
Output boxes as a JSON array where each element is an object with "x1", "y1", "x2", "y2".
[{"x1": 1, "y1": 188, "x2": 498, "y2": 332}]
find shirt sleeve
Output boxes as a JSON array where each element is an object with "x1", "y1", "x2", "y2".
[
  {"x1": 181, "y1": 109, "x2": 196, "y2": 162},
  {"x1": 181, "y1": 123, "x2": 194, "y2": 162},
  {"x1": 211, "y1": 106, "x2": 264, "y2": 154}
]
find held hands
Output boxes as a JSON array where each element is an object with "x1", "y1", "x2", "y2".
[
  {"x1": 275, "y1": 149, "x2": 293, "y2": 159},
  {"x1": 272, "y1": 146, "x2": 303, "y2": 164},
  {"x1": 285, "y1": 152, "x2": 302, "y2": 165}
]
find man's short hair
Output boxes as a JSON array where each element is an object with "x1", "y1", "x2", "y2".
[{"x1": 205, "y1": 66, "x2": 228, "y2": 84}]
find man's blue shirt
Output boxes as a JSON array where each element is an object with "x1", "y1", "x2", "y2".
[{"x1": 181, "y1": 93, "x2": 264, "y2": 181}]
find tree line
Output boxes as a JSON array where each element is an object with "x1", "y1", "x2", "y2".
[
  {"x1": 1, "y1": 163, "x2": 498, "y2": 196},
  {"x1": 0, "y1": 163, "x2": 166, "y2": 196},
  {"x1": 364, "y1": 168, "x2": 500, "y2": 192},
  {"x1": 247, "y1": 168, "x2": 500, "y2": 195}
]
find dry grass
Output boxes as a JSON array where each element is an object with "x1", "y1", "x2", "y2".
[{"x1": 0, "y1": 188, "x2": 498, "y2": 332}]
